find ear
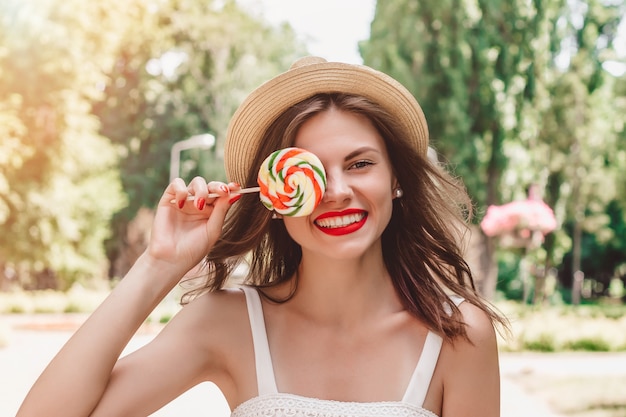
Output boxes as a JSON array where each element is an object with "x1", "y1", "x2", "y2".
[{"x1": 392, "y1": 178, "x2": 400, "y2": 198}]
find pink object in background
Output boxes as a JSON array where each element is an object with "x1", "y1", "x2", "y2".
[{"x1": 480, "y1": 199, "x2": 557, "y2": 238}]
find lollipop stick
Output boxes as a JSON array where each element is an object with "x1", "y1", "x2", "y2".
[
  {"x1": 170, "y1": 187, "x2": 260, "y2": 204},
  {"x1": 204, "y1": 186, "x2": 260, "y2": 199}
]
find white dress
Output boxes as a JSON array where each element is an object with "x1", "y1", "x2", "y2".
[{"x1": 231, "y1": 286, "x2": 463, "y2": 417}]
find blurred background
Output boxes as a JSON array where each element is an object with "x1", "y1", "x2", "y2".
[{"x1": 0, "y1": 0, "x2": 625, "y2": 415}]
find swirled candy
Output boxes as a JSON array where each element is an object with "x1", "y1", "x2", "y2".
[{"x1": 257, "y1": 147, "x2": 326, "y2": 217}]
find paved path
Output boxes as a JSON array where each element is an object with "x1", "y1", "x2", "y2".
[
  {"x1": 3, "y1": 314, "x2": 624, "y2": 416},
  {"x1": 499, "y1": 351, "x2": 626, "y2": 417}
]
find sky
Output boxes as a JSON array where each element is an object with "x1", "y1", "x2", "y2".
[
  {"x1": 236, "y1": 1, "x2": 625, "y2": 75},
  {"x1": 236, "y1": 0, "x2": 376, "y2": 64}
]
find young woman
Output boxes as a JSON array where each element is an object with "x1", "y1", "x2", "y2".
[{"x1": 17, "y1": 57, "x2": 505, "y2": 417}]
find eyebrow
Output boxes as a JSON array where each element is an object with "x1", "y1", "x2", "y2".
[{"x1": 344, "y1": 146, "x2": 381, "y2": 161}]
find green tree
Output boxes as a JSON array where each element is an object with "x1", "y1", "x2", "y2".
[
  {"x1": 361, "y1": 0, "x2": 567, "y2": 298},
  {"x1": 361, "y1": 0, "x2": 625, "y2": 301},
  {"x1": 0, "y1": 0, "x2": 127, "y2": 289},
  {"x1": 91, "y1": 0, "x2": 307, "y2": 277},
  {"x1": 538, "y1": 0, "x2": 626, "y2": 300}
]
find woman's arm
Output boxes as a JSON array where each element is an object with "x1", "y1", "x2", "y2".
[
  {"x1": 17, "y1": 255, "x2": 180, "y2": 416},
  {"x1": 16, "y1": 178, "x2": 237, "y2": 417},
  {"x1": 440, "y1": 302, "x2": 501, "y2": 417},
  {"x1": 89, "y1": 287, "x2": 245, "y2": 416}
]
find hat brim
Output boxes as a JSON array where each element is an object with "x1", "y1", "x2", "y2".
[{"x1": 224, "y1": 59, "x2": 429, "y2": 186}]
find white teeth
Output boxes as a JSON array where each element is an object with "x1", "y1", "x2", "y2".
[{"x1": 316, "y1": 213, "x2": 365, "y2": 228}]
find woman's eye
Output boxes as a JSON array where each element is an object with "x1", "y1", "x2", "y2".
[{"x1": 350, "y1": 160, "x2": 374, "y2": 170}]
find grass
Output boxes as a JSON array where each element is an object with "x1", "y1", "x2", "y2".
[
  {"x1": 0, "y1": 285, "x2": 109, "y2": 314},
  {"x1": 0, "y1": 284, "x2": 183, "y2": 327},
  {"x1": 2, "y1": 288, "x2": 626, "y2": 353},
  {"x1": 0, "y1": 287, "x2": 181, "y2": 347},
  {"x1": 496, "y1": 301, "x2": 626, "y2": 353}
]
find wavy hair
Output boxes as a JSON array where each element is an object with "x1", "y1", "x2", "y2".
[{"x1": 182, "y1": 93, "x2": 506, "y2": 340}]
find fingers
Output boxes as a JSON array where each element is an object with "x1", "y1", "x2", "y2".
[
  {"x1": 162, "y1": 178, "x2": 191, "y2": 209},
  {"x1": 194, "y1": 179, "x2": 236, "y2": 210},
  {"x1": 166, "y1": 178, "x2": 242, "y2": 211},
  {"x1": 204, "y1": 182, "x2": 241, "y2": 244},
  {"x1": 189, "y1": 177, "x2": 212, "y2": 210}
]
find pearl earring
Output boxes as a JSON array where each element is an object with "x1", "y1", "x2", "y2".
[{"x1": 394, "y1": 188, "x2": 403, "y2": 198}]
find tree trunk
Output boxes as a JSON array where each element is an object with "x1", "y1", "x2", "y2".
[{"x1": 464, "y1": 225, "x2": 497, "y2": 300}]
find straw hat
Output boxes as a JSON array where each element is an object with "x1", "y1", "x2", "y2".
[{"x1": 224, "y1": 56, "x2": 429, "y2": 186}]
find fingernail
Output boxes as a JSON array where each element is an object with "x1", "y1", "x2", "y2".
[
  {"x1": 197, "y1": 198, "x2": 206, "y2": 210},
  {"x1": 229, "y1": 194, "x2": 242, "y2": 205},
  {"x1": 220, "y1": 185, "x2": 230, "y2": 194},
  {"x1": 178, "y1": 199, "x2": 185, "y2": 209}
]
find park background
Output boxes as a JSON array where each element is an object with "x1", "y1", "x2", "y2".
[{"x1": 1, "y1": 0, "x2": 625, "y2": 415}]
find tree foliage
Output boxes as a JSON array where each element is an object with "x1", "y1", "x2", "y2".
[
  {"x1": 95, "y1": 0, "x2": 304, "y2": 213},
  {"x1": 92, "y1": 0, "x2": 306, "y2": 277},
  {"x1": 0, "y1": 0, "x2": 127, "y2": 289},
  {"x1": 361, "y1": 0, "x2": 626, "y2": 299},
  {"x1": 0, "y1": 0, "x2": 306, "y2": 287}
]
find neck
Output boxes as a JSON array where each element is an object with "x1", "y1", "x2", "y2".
[{"x1": 284, "y1": 251, "x2": 403, "y2": 327}]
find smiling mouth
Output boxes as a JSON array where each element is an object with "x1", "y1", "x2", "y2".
[{"x1": 315, "y1": 212, "x2": 367, "y2": 229}]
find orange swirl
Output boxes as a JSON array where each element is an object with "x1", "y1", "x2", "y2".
[{"x1": 257, "y1": 147, "x2": 326, "y2": 217}]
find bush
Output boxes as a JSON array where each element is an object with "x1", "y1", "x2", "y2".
[
  {"x1": 564, "y1": 338, "x2": 611, "y2": 352},
  {"x1": 497, "y1": 302, "x2": 626, "y2": 352},
  {"x1": 0, "y1": 286, "x2": 108, "y2": 314},
  {"x1": 523, "y1": 334, "x2": 556, "y2": 352}
]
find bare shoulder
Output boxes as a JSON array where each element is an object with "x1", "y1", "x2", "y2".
[
  {"x1": 155, "y1": 286, "x2": 252, "y2": 372},
  {"x1": 169, "y1": 286, "x2": 250, "y2": 346},
  {"x1": 438, "y1": 301, "x2": 498, "y2": 371},
  {"x1": 437, "y1": 300, "x2": 501, "y2": 417},
  {"x1": 456, "y1": 300, "x2": 498, "y2": 345},
  {"x1": 156, "y1": 286, "x2": 256, "y2": 402},
  {"x1": 182, "y1": 286, "x2": 247, "y2": 319}
]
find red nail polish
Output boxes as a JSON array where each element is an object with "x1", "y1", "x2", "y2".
[
  {"x1": 220, "y1": 185, "x2": 230, "y2": 194},
  {"x1": 197, "y1": 198, "x2": 206, "y2": 210},
  {"x1": 229, "y1": 194, "x2": 242, "y2": 204},
  {"x1": 178, "y1": 199, "x2": 185, "y2": 209}
]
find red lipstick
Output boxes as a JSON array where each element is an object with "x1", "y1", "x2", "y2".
[{"x1": 314, "y1": 209, "x2": 368, "y2": 236}]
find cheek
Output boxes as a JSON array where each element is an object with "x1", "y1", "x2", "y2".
[
  {"x1": 282, "y1": 218, "x2": 309, "y2": 243},
  {"x1": 381, "y1": 196, "x2": 395, "y2": 224},
  {"x1": 376, "y1": 186, "x2": 395, "y2": 223}
]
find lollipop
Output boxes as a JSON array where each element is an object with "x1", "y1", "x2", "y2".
[
  {"x1": 174, "y1": 147, "x2": 326, "y2": 217},
  {"x1": 257, "y1": 147, "x2": 326, "y2": 217}
]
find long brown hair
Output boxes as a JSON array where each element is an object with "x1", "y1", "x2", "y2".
[{"x1": 183, "y1": 93, "x2": 506, "y2": 340}]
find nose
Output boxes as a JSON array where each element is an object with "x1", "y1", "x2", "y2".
[{"x1": 322, "y1": 171, "x2": 352, "y2": 204}]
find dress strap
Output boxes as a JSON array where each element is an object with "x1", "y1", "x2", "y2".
[
  {"x1": 242, "y1": 286, "x2": 279, "y2": 396},
  {"x1": 402, "y1": 295, "x2": 465, "y2": 406},
  {"x1": 401, "y1": 331, "x2": 443, "y2": 406}
]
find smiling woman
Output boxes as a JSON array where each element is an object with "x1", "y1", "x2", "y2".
[
  {"x1": 286, "y1": 106, "x2": 393, "y2": 244},
  {"x1": 17, "y1": 57, "x2": 507, "y2": 417}
]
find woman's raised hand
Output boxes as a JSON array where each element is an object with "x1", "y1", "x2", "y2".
[
  {"x1": 15, "y1": 177, "x2": 242, "y2": 417},
  {"x1": 147, "y1": 177, "x2": 240, "y2": 277}
]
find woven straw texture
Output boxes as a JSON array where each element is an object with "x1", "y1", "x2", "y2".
[{"x1": 224, "y1": 57, "x2": 429, "y2": 186}]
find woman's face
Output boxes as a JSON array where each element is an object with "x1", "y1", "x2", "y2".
[{"x1": 282, "y1": 107, "x2": 398, "y2": 261}]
